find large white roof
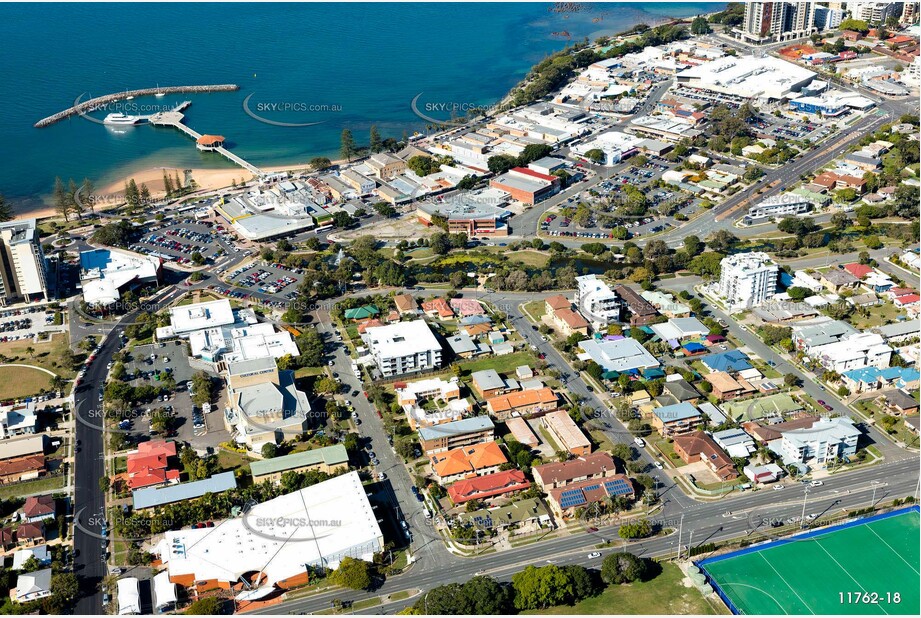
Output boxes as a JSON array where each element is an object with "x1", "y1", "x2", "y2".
[
  {"x1": 168, "y1": 299, "x2": 235, "y2": 334},
  {"x1": 157, "y1": 472, "x2": 383, "y2": 586},
  {"x1": 578, "y1": 337, "x2": 660, "y2": 373},
  {"x1": 677, "y1": 55, "x2": 815, "y2": 99},
  {"x1": 364, "y1": 320, "x2": 440, "y2": 359}
]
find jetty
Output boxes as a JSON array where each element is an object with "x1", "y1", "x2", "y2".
[
  {"x1": 33, "y1": 84, "x2": 239, "y2": 128},
  {"x1": 148, "y1": 107, "x2": 263, "y2": 176}
]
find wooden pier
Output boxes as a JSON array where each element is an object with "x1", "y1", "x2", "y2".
[{"x1": 148, "y1": 107, "x2": 263, "y2": 176}]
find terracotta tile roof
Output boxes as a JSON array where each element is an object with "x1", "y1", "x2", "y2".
[
  {"x1": 447, "y1": 470, "x2": 530, "y2": 503},
  {"x1": 545, "y1": 295, "x2": 571, "y2": 311},
  {"x1": 422, "y1": 298, "x2": 453, "y2": 318},
  {"x1": 22, "y1": 495, "x2": 54, "y2": 518},
  {"x1": 392, "y1": 294, "x2": 416, "y2": 314},
  {"x1": 196, "y1": 134, "x2": 225, "y2": 146},
  {"x1": 843, "y1": 263, "x2": 873, "y2": 279},
  {"x1": 464, "y1": 323, "x2": 492, "y2": 337},
  {"x1": 356, "y1": 318, "x2": 384, "y2": 334},
  {"x1": 486, "y1": 388, "x2": 558, "y2": 414},
  {"x1": 555, "y1": 308, "x2": 589, "y2": 329},
  {"x1": 673, "y1": 431, "x2": 736, "y2": 479},
  {"x1": 432, "y1": 442, "x2": 507, "y2": 478},
  {"x1": 136, "y1": 440, "x2": 177, "y2": 458},
  {"x1": 533, "y1": 452, "x2": 617, "y2": 486},
  {"x1": 16, "y1": 522, "x2": 44, "y2": 541},
  {"x1": 0, "y1": 455, "x2": 45, "y2": 478}
]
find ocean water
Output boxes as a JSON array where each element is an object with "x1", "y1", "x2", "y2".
[{"x1": 0, "y1": 2, "x2": 722, "y2": 213}]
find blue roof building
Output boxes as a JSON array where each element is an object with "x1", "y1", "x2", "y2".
[
  {"x1": 133, "y1": 472, "x2": 237, "y2": 510},
  {"x1": 701, "y1": 350, "x2": 752, "y2": 373}
]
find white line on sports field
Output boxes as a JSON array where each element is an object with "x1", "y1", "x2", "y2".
[
  {"x1": 722, "y1": 582, "x2": 788, "y2": 615},
  {"x1": 758, "y1": 553, "x2": 816, "y2": 615},
  {"x1": 865, "y1": 524, "x2": 920, "y2": 576},
  {"x1": 813, "y1": 539, "x2": 890, "y2": 616}
]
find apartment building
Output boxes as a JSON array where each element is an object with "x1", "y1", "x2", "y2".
[
  {"x1": 0, "y1": 220, "x2": 49, "y2": 305},
  {"x1": 718, "y1": 252, "x2": 778, "y2": 307},
  {"x1": 362, "y1": 320, "x2": 442, "y2": 377}
]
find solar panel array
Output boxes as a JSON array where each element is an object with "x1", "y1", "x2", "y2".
[
  {"x1": 604, "y1": 479, "x2": 633, "y2": 496},
  {"x1": 559, "y1": 488, "x2": 587, "y2": 508}
]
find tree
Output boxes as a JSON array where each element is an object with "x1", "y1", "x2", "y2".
[
  {"x1": 261, "y1": 443, "x2": 277, "y2": 459},
  {"x1": 512, "y1": 564, "x2": 586, "y2": 610},
  {"x1": 190, "y1": 251, "x2": 205, "y2": 266},
  {"x1": 690, "y1": 15, "x2": 711, "y2": 34},
  {"x1": 340, "y1": 129, "x2": 357, "y2": 162},
  {"x1": 184, "y1": 597, "x2": 224, "y2": 615},
  {"x1": 783, "y1": 373, "x2": 800, "y2": 388},
  {"x1": 369, "y1": 125, "x2": 383, "y2": 153},
  {"x1": 487, "y1": 155, "x2": 516, "y2": 175},
  {"x1": 309, "y1": 156, "x2": 332, "y2": 171},
  {"x1": 330, "y1": 556, "x2": 372, "y2": 590},
  {"x1": 707, "y1": 230, "x2": 738, "y2": 252},
  {"x1": 584, "y1": 149, "x2": 605, "y2": 164},
  {"x1": 0, "y1": 193, "x2": 14, "y2": 222},
  {"x1": 601, "y1": 551, "x2": 647, "y2": 584},
  {"x1": 53, "y1": 176, "x2": 70, "y2": 221},
  {"x1": 830, "y1": 211, "x2": 851, "y2": 231},
  {"x1": 314, "y1": 376, "x2": 340, "y2": 395},
  {"x1": 618, "y1": 518, "x2": 652, "y2": 539},
  {"x1": 786, "y1": 286, "x2": 811, "y2": 302}
]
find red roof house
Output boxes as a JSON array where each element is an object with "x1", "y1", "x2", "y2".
[
  {"x1": 126, "y1": 440, "x2": 180, "y2": 490},
  {"x1": 22, "y1": 495, "x2": 55, "y2": 522},
  {"x1": 447, "y1": 470, "x2": 531, "y2": 504},
  {"x1": 843, "y1": 263, "x2": 873, "y2": 279}
]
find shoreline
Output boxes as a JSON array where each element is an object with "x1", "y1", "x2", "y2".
[{"x1": 14, "y1": 10, "x2": 714, "y2": 224}]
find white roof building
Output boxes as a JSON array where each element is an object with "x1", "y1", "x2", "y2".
[
  {"x1": 574, "y1": 275, "x2": 622, "y2": 330},
  {"x1": 79, "y1": 248, "x2": 160, "y2": 306},
  {"x1": 157, "y1": 472, "x2": 384, "y2": 587},
  {"x1": 809, "y1": 332, "x2": 892, "y2": 373},
  {"x1": 0, "y1": 401, "x2": 37, "y2": 439},
  {"x1": 780, "y1": 417, "x2": 860, "y2": 465},
  {"x1": 11, "y1": 544, "x2": 50, "y2": 570},
  {"x1": 13, "y1": 568, "x2": 52, "y2": 603},
  {"x1": 117, "y1": 577, "x2": 141, "y2": 615},
  {"x1": 165, "y1": 299, "x2": 235, "y2": 335},
  {"x1": 570, "y1": 131, "x2": 645, "y2": 165},
  {"x1": 676, "y1": 55, "x2": 815, "y2": 100},
  {"x1": 577, "y1": 337, "x2": 660, "y2": 373},
  {"x1": 718, "y1": 252, "x2": 778, "y2": 308},
  {"x1": 152, "y1": 571, "x2": 177, "y2": 612},
  {"x1": 649, "y1": 317, "x2": 709, "y2": 341},
  {"x1": 362, "y1": 320, "x2": 442, "y2": 377}
]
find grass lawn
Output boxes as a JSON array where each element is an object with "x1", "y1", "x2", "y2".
[
  {"x1": 217, "y1": 448, "x2": 254, "y2": 472},
  {"x1": 845, "y1": 302, "x2": 905, "y2": 330},
  {"x1": 654, "y1": 438, "x2": 684, "y2": 466},
  {"x1": 114, "y1": 456, "x2": 127, "y2": 475},
  {"x1": 388, "y1": 590, "x2": 411, "y2": 602},
  {"x1": 0, "y1": 365, "x2": 55, "y2": 399},
  {"x1": 294, "y1": 366, "x2": 325, "y2": 378},
  {"x1": 0, "y1": 475, "x2": 65, "y2": 500},
  {"x1": 457, "y1": 351, "x2": 535, "y2": 377},
  {"x1": 0, "y1": 333, "x2": 76, "y2": 380},
  {"x1": 538, "y1": 426, "x2": 562, "y2": 453},
  {"x1": 523, "y1": 563, "x2": 725, "y2": 615},
  {"x1": 507, "y1": 250, "x2": 550, "y2": 268},
  {"x1": 522, "y1": 300, "x2": 547, "y2": 322},
  {"x1": 590, "y1": 429, "x2": 615, "y2": 452},
  {"x1": 749, "y1": 359, "x2": 781, "y2": 380}
]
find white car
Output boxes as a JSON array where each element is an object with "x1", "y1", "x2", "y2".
[
  {"x1": 810, "y1": 480, "x2": 824, "y2": 487},
  {"x1": 634, "y1": 437, "x2": 646, "y2": 448},
  {"x1": 654, "y1": 461, "x2": 664, "y2": 470},
  {"x1": 378, "y1": 472, "x2": 386, "y2": 480},
  {"x1": 773, "y1": 484, "x2": 785, "y2": 491},
  {"x1": 587, "y1": 552, "x2": 602, "y2": 559}
]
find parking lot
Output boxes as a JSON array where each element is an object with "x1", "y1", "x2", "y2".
[
  {"x1": 750, "y1": 110, "x2": 834, "y2": 143},
  {"x1": 118, "y1": 340, "x2": 227, "y2": 448},
  {"x1": 128, "y1": 219, "x2": 237, "y2": 266},
  {"x1": 0, "y1": 305, "x2": 63, "y2": 343},
  {"x1": 542, "y1": 160, "x2": 701, "y2": 240},
  {"x1": 224, "y1": 261, "x2": 306, "y2": 300}
]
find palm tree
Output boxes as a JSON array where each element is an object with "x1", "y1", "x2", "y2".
[{"x1": 25, "y1": 346, "x2": 35, "y2": 359}]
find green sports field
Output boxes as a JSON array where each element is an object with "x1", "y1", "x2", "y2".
[{"x1": 700, "y1": 509, "x2": 920, "y2": 615}]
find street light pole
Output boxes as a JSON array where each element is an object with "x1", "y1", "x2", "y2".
[
  {"x1": 801, "y1": 484, "x2": 809, "y2": 529},
  {"x1": 676, "y1": 513, "x2": 684, "y2": 561},
  {"x1": 870, "y1": 481, "x2": 880, "y2": 510}
]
